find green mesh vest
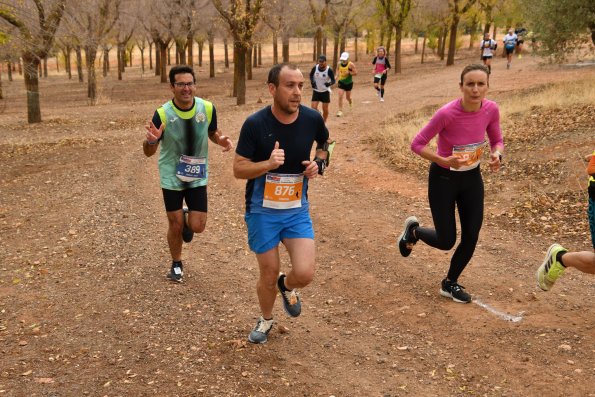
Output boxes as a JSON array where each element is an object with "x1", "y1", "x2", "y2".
[{"x1": 156, "y1": 97, "x2": 213, "y2": 190}]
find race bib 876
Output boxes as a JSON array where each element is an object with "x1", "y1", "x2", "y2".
[{"x1": 263, "y1": 173, "x2": 303, "y2": 209}]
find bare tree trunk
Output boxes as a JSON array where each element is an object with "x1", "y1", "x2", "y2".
[
  {"x1": 232, "y1": 44, "x2": 238, "y2": 97},
  {"x1": 273, "y1": 33, "x2": 279, "y2": 65},
  {"x1": 312, "y1": 37, "x2": 316, "y2": 61},
  {"x1": 63, "y1": 47, "x2": 72, "y2": 79},
  {"x1": 340, "y1": 30, "x2": 346, "y2": 54},
  {"x1": 209, "y1": 37, "x2": 215, "y2": 78},
  {"x1": 258, "y1": 43, "x2": 262, "y2": 66},
  {"x1": 446, "y1": 15, "x2": 460, "y2": 66},
  {"x1": 246, "y1": 45, "x2": 253, "y2": 80},
  {"x1": 332, "y1": 32, "x2": 340, "y2": 70},
  {"x1": 23, "y1": 54, "x2": 42, "y2": 123},
  {"x1": 282, "y1": 33, "x2": 290, "y2": 62},
  {"x1": 415, "y1": 36, "x2": 419, "y2": 54},
  {"x1": 386, "y1": 27, "x2": 393, "y2": 56},
  {"x1": 140, "y1": 48, "x2": 145, "y2": 73},
  {"x1": 234, "y1": 42, "x2": 246, "y2": 105},
  {"x1": 102, "y1": 48, "x2": 109, "y2": 77},
  {"x1": 117, "y1": 44, "x2": 124, "y2": 80},
  {"x1": 394, "y1": 26, "x2": 402, "y2": 73},
  {"x1": 177, "y1": 40, "x2": 187, "y2": 64},
  {"x1": 75, "y1": 46, "x2": 84, "y2": 82},
  {"x1": 198, "y1": 40, "x2": 204, "y2": 67},
  {"x1": 17, "y1": 59, "x2": 22, "y2": 75},
  {"x1": 187, "y1": 34, "x2": 194, "y2": 66},
  {"x1": 253, "y1": 43, "x2": 258, "y2": 67},
  {"x1": 43, "y1": 56, "x2": 48, "y2": 77},
  {"x1": 355, "y1": 28, "x2": 359, "y2": 61},
  {"x1": 438, "y1": 27, "x2": 447, "y2": 60},
  {"x1": 85, "y1": 46, "x2": 98, "y2": 103},
  {"x1": 160, "y1": 42, "x2": 168, "y2": 83},
  {"x1": 421, "y1": 35, "x2": 427, "y2": 63},
  {"x1": 155, "y1": 42, "x2": 160, "y2": 75},
  {"x1": 128, "y1": 46, "x2": 133, "y2": 66},
  {"x1": 149, "y1": 41, "x2": 153, "y2": 70},
  {"x1": 315, "y1": 27, "x2": 323, "y2": 59},
  {"x1": 7, "y1": 62, "x2": 13, "y2": 81},
  {"x1": 484, "y1": 23, "x2": 491, "y2": 35},
  {"x1": 224, "y1": 38, "x2": 229, "y2": 68}
]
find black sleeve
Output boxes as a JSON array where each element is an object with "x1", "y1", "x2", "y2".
[
  {"x1": 315, "y1": 118, "x2": 329, "y2": 148},
  {"x1": 310, "y1": 66, "x2": 316, "y2": 88},
  {"x1": 328, "y1": 68, "x2": 336, "y2": 85},
  {"x1": 209, "y1": 106, "x2": 218, "y2": 132},
  {"x1": 235, "y1": 117, "x2": 257, "y2": 159},
  {"x1": 384, "y1": 57, "x2": 392, "y2": 69},
  {"x1": 372, "y1": 56, "x2": 377, "y2": 65}
]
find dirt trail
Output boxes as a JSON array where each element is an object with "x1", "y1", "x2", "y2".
[{"x1": 1, "y1": 53, "x2": 594, "y2": 397}]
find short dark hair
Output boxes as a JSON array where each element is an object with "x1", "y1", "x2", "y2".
[
  {"x1": 169, "y1": 65, "x2": 195, "y2": 85},
  {"x1": 460, "y1": 64, "x2": 490, "y2": 84},
  {"x1": 267, "y1": 63, "x2": 299, "y2": 87}
]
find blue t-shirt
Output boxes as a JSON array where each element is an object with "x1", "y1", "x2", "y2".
[{"x1": 236, "y1": 105, "x2": 329, "y2": 214}]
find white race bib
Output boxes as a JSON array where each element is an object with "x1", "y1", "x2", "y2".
[{"x1": 451, "y1": 141, "x2": 486, "y2": 171}]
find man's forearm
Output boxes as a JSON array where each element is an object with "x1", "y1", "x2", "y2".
[
  {"x1": 208, "y1": 128, "x2": 220, "y2": 145},
  {"x1": 233, "y1": 158, "x2": 273, "y2": 180}
]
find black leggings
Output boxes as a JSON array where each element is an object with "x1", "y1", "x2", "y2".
[{"x1": 416, "y1": 163, "x2": 484, "y2": 282}]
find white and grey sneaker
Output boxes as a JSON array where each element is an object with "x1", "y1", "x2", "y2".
[{"x1": 248, "y1": 316, "x2": 274, "y2": 344}]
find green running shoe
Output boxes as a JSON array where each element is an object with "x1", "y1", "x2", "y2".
[
  {"x1": 536, "y1": 244, "x2": 568, "y2": 291},
  {"x1": 325, "y1": 140, "x2": 336, "y2": 166}
]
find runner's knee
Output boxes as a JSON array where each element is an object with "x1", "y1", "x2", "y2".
[
  {"x1": 435, "y1": 235, "x2": 456, "y2": 250},
  {"x1": 291, "y1": 265, "x2": 315, "y2": 287}
]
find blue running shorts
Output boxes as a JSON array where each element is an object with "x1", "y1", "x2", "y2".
[{"x1": 245, "y1": 210, "x2": 314, "y2": 254}]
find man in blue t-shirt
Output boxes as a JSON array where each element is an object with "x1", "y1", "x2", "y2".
[
  {"x1": 143, "y1": 65, "x2": 233, "y2": 283},
  {"x1": 234, "y1": 63, "x2": 331, "y2": 344}
]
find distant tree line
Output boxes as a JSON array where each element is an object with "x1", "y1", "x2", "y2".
[{"x1": 1, "y1": 0, "x2": 592, "y2": 123}]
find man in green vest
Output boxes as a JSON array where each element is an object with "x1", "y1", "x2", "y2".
[{"x1": 143, "y1": 65, "x2": 233, "y2": 283}]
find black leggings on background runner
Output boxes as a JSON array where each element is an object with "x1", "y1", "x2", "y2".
[{"x1": 416, "y1": 162, "x2": 484, "y2": 282}]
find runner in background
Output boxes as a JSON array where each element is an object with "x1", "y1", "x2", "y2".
[
  {"x1": 234, "y1": 63, "x2": 331, "y2": 344},
  {"x1": 143, "y1": 65, "x2": 233, "y2": 283},
  {"x1": 397, "y1": 64, "x2": 504, "y2": 303},
  {"x1": 336, "y1": 52, "x2": 357, "y2": 117},
  {"x1": 515, "y1": 27, "x2": 528, "y2": 58},
  {"x1": 309, "y1": 55, "x2": 336, "y2": 123},
  {"x1": 537, "y1": 150, "x2": 595, "y2": 290},
  {"x1": 372, "y1": 46, "x2": 391, "y2": 102},
  {"x1": 480, "y1": 33, "x2": 497, "y2": 74},
  {"x1": 503, "y1": 29, "x2": 518, "y2": 69}
]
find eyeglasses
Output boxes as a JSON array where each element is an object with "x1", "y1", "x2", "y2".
[{"x1": 173, "y1": 82, "x2": 195, "y2": 88}]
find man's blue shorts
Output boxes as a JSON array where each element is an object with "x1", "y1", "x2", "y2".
[{"x1": 245, "y1": 211, "x2": 314, "y2": 254}]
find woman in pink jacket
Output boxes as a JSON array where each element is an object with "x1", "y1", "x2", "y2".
[{"x1": 398, "y1": 64, "x2": 504, "y2": 303}]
